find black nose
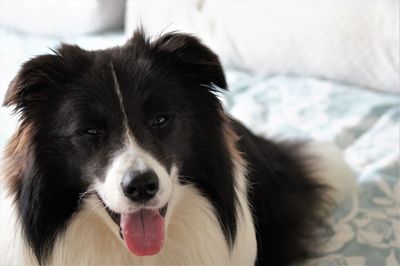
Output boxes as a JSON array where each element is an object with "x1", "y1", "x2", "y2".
[{"x1": 121, "y1": 170, "x2": 159, "y2": 202}]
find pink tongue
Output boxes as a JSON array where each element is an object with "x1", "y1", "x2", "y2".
[{"x1": 120, "y1": 209, "x2": 165, "y2": 256}]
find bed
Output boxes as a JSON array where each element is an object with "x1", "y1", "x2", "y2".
[{"x1": 0, "y1": 28, "x2": 399, "y2": 265}]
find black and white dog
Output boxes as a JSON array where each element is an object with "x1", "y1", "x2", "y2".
[{"x1": 0, "y1": 30, "x2": 355, "y2": 265}]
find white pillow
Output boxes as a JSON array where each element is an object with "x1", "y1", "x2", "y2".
[
  {"x1": 125, "y1": 0, "x2": 399, "y2": 93},
  {"x1": 0, "y1": 0, "x2": 126, "y2": 36}
]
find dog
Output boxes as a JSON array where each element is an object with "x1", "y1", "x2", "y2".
[{"x1": 0, "y1": 30, "x2": 355, "y2": 265}]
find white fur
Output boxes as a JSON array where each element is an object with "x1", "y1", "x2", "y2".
[
  {"x1": 0, "y1": 187, "x2": 37, "y2": 265},
  {"x1": 300, "y1": 142, "x2": 357, "y2": 204},
  {"x1": 230, "y1": 160, "x2": 258, "y2": 264}
]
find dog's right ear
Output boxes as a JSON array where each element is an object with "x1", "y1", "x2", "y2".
[
  {"x1": 3, "y1": 54, "x2": 60, "y2": 108},
  {"x1": 3, "y1": 44, "x2": 90, "y2": 110}
]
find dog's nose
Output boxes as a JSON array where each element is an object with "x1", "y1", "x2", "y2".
[{"x1": 121, "y1": 170, "x2": 159, "y2": 202}]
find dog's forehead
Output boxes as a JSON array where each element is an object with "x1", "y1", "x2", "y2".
[
  {"x1": 109, "y1": 56, "x2": 169, "y2": 89},
  {"x1": 61, "y1": 45, "x2": 186, "y2": 123},
  {"x1": 107, "y1": 59, "x2": 179, "y2": 107}
]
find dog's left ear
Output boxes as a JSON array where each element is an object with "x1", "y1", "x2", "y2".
[{"x1": 154, "y1": 32, "x2": 227, "y2": 90}]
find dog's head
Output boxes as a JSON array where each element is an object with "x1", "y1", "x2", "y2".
[{"x1": 3, "y1": 30, "x2": 237, "y2": 261}]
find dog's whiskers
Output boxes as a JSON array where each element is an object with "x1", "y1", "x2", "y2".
[
  {"x1": 77, "y1": 188, "x2": 96, "y2": 206},
  {"x1": 82, "y1": 200, "x2": 107, "y2": 220}
]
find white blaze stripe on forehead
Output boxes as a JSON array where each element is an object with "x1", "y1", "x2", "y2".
[
  {"x1": 110, "y1": 63, "x2": 131, "y2": 136},
  {"x1": 95, "y1": 63, "x2": 173, "y2": 213}
]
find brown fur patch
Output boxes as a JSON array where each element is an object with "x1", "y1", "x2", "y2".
[
  {"x1": 220, "y1": 111, "x2": 247, "y2": 177},
  {"x1": 1, "y1": 123, "x2": 33, "y2": 196}
]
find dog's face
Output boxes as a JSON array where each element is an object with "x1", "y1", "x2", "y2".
[{"x1": 4, "y1": 31, "x2": 232, "y2": 258}]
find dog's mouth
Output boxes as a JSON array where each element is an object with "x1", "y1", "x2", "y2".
[
  {"x1": 104, "y1": 205, "x2": 168, "y2": 230},
  {"x1": 98, "y1": 196, "x2": 168, "y2": 256}
]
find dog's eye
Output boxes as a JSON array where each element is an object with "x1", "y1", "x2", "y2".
[
  {"x1": 151, "y1": 115, "x2": 169, "y2": 127},
  {"x1": 81, "y1": 128, "x2": 99, "y2": 136}
]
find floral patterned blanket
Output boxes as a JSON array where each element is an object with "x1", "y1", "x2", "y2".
[
  {"x1": 223, "y1": 70, "x2": 399, "y2": 266},
  {"x1": 0, "y1": 29, "x2": 398, "y2": 266}
]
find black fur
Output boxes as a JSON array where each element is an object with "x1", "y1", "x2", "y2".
[
  {"x1": 231, "y1": 119, "x2": 329, "y2": 265},
  {"x1": 3, "y1": 30, "x2": 328, "y2": 265}
]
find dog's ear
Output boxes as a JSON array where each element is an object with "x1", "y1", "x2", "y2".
[
  {"x1": 154, "y1": 32, "x2": 227, "y2": 90},
  {"x1": 3, "y1": 54, "x2": 60, "y2": 108},
  {"x1": 3, "y1": 44, "x2": 90, "y2": 109}
]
